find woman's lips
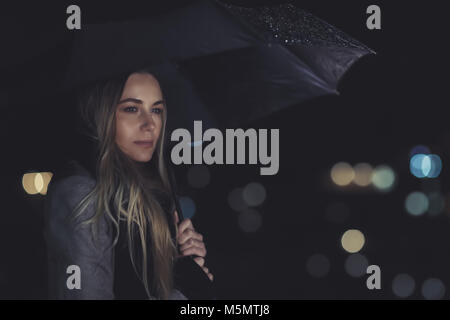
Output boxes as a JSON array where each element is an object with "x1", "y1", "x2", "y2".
[{"x1": 134, "y1": 141, "x2": 154, "y2": 148}]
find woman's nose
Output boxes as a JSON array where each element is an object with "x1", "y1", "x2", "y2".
[{"x1": 140, "y1": 111, "x2": 155, "y2": 131}]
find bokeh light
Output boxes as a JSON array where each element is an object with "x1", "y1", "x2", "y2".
[
  {"x1": 353, "y1": 163, "x2": 373, "y2": 187},
  {"x1": 227, "y1": 187, "x2": 248, "y2": 212},
  {"x1": 306, "y1": 254, "x2": 330, "y2": 278},
  {"x1": 405, "y1": 191, "x2": 428, "y2": 216},
  {"x1": 242, "y1": 182, "x2": 266, "y2": 207},
  {"x1": 187, "y1": 165, "x2": 210, "y2": 188},
  {"x1": 392, "y1": 273, "x2": 416, "y2": 298},
  {"x1": 421, "y1": 278, "x2": 446, "y2": 300},
  {"x1": 22, "y1": 172, "x2": 53, "y2": 195},
  {"x1": 371, "y1": 165, "x2": 396, "y2": 192},
  {"x1": 22, "y1": 173, "x2": 37, "y2": 195},
  {"x1": 179, "y1": 196, "x2": 196, "y2": 219},
  {"x1": 330, "y1": 162, "x2": 354, "y2": 186},
  {"x1": 238, "y1": 208, "x2": 262, "y2": 233},
  {"x1": 22, "y1": 172, "x2": 43, "y2": 194},
  {"x1": 344, "y1": 253, "x2": 369, "y2": 278},
  {"x1": 410, "y1": 154, "x2": 429, "y2": 178},
  {"x1": 410, "y1": 154, "x2": 442, "y2": 178},
  {"x1": 325, "y1": 202, "x2": 350, "y2": 224},
  {"x1": 341, "y1": 229, "x2": 365, "y2": 253},
  {"x1": 427, "y1": 192, "x2": 445, "y2": 217}
]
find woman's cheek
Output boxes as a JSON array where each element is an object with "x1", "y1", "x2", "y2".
[{"x1": 116, "y1": 117, "x2": 138, "y2": 154}]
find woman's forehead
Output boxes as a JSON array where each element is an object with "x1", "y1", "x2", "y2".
[{"x1": 121, "y1": 73, "x2": 163, "y2": 100}]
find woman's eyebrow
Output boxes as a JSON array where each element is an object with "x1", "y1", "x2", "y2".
[
  {"x1": 153, "y1": 99, "x2": 165, "y2": 106},
  {"x1": 118, "y1": 98, "x2": 165, "y2": 106},
  {"x1": 118, "y1": 97, "x2": 143, "y2": 104}
]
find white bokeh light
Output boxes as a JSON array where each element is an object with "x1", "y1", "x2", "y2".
[
  {"x1": 392, "y1": 273, "x2": 416, "y2": 298},
  {"x1": 344, "y1": 253, "x2": 369, "y2": 278},
  {"x1": 421, "y1": 278, "x2": 446, "y2": 300},
  {"x1": 238, "y1": 208, "x2": 262, "y2": 233},
  {"x1": 372, "y1": 165, "x2": 396, "y2": 192},
  {"x1": 242, "y1": 182, "x2": 266, "y2": 207},
  {"x1": 228, "y1": 187, "x2": 248, "y2": 212},
  {"x1": 427, "y1": 192, "x2": 445, "y2": 217},
  {"x1": 405, "y1": 191, "x2": 428, "y2": 216}
]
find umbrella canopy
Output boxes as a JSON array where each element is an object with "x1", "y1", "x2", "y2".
[{"x1": 62, "y1": 0, "x2": 375, "y2": 130}]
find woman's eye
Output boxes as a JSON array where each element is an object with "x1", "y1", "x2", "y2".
[
  {"x1": 153, "y1": 108, "x2": 163, "y2": 115},
  {"x1": 124, "y1": 106, "x2": 138, "y2": 112}
]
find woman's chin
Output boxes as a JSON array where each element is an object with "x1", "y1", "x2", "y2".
[{"x1": 133, "y1": 153, "x2": 153, "y2": 163}]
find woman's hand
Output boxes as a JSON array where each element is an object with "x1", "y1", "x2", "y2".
[{"x1": 174, "y1": 210, "x2": 214, "y2": 282}]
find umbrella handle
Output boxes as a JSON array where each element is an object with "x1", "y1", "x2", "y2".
[
  {"x1": 167, "y1": 159, "x2": 185, "y2": 222},
  {"x1": 165, "y1": 147, "x2": 216, "y2": 299},
  {"x1": 166, "y1": 154, "x2": 205, "y2": 257}
]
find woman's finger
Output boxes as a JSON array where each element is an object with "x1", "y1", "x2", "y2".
[
  {"x1": 202, "y1": 266, "x2": 214, "y2": 281},
  {"x1": 179, "y1": 238, "x2": 205, "y2": 252},
  {"x1": 177, "y1": 218, "x2": 194, "y2": 235},
  {"x1": 193, "y1": 257, "x2": 205, "y2": 267},
  {"x1": 181, "y1": 245, "x2": 207, "y2": 258},
  {"x1": 203, "y1": 268, "x2": 214, "y2": 282},
  {"x1": 178, "y1": 229, "x2": 203, "y2": 245}
]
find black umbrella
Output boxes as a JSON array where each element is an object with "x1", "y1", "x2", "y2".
[{"x1": 62, "y1": 0, "x2": 374, "y2": 131}]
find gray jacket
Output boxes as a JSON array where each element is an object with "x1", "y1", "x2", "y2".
[{"x1": 43, "y1": 161, "x2": 187, "y2": 300}]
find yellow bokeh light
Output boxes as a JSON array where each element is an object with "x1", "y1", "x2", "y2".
[
  {"x1": 341, "y1": 229, "x2": 365, "y2": 253},
  {"x1": 353, "y1": 163, "x2": 373, "y2": 187},
  {"x1": 22, "y1": 171, "x2": 54, "y2": 195},
  {"x1": 331, "y1": 162, "x2": 355, "y2": 186}
]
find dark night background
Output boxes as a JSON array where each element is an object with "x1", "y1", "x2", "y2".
[{"x1": 1, "y1": 0, "x2": 449, "y2": 299}]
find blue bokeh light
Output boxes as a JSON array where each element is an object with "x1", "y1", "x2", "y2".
[
  {"x1": 179, "y1": 196, "x2": 196, "y2": 219},
  {"x1": 410, "y1": 154, "x2": 442, "y2": 178}
]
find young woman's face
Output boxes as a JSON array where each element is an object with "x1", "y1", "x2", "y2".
[{"x1": 115, "y1": 73, "x2": 165, "y2": 162}]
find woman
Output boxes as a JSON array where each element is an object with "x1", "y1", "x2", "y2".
[{"x1": 43, "y1": 69, "x2": 213, "y2": 300}]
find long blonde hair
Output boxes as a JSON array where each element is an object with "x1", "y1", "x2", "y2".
[{"x1": 71, "y1": 69, "x2": 178, "y2": 300}]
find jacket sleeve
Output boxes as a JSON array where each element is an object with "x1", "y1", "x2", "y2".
[
  {"x1": 43, "y1": 174, "x2": 115, "y2": 300},
  {"x1": 169, "y1": 289, "x2": 188, "y2": 300}
]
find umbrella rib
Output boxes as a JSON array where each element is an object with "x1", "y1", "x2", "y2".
[{"x1": 277, "y1": 44, "x2": 336, "y2": 93}]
